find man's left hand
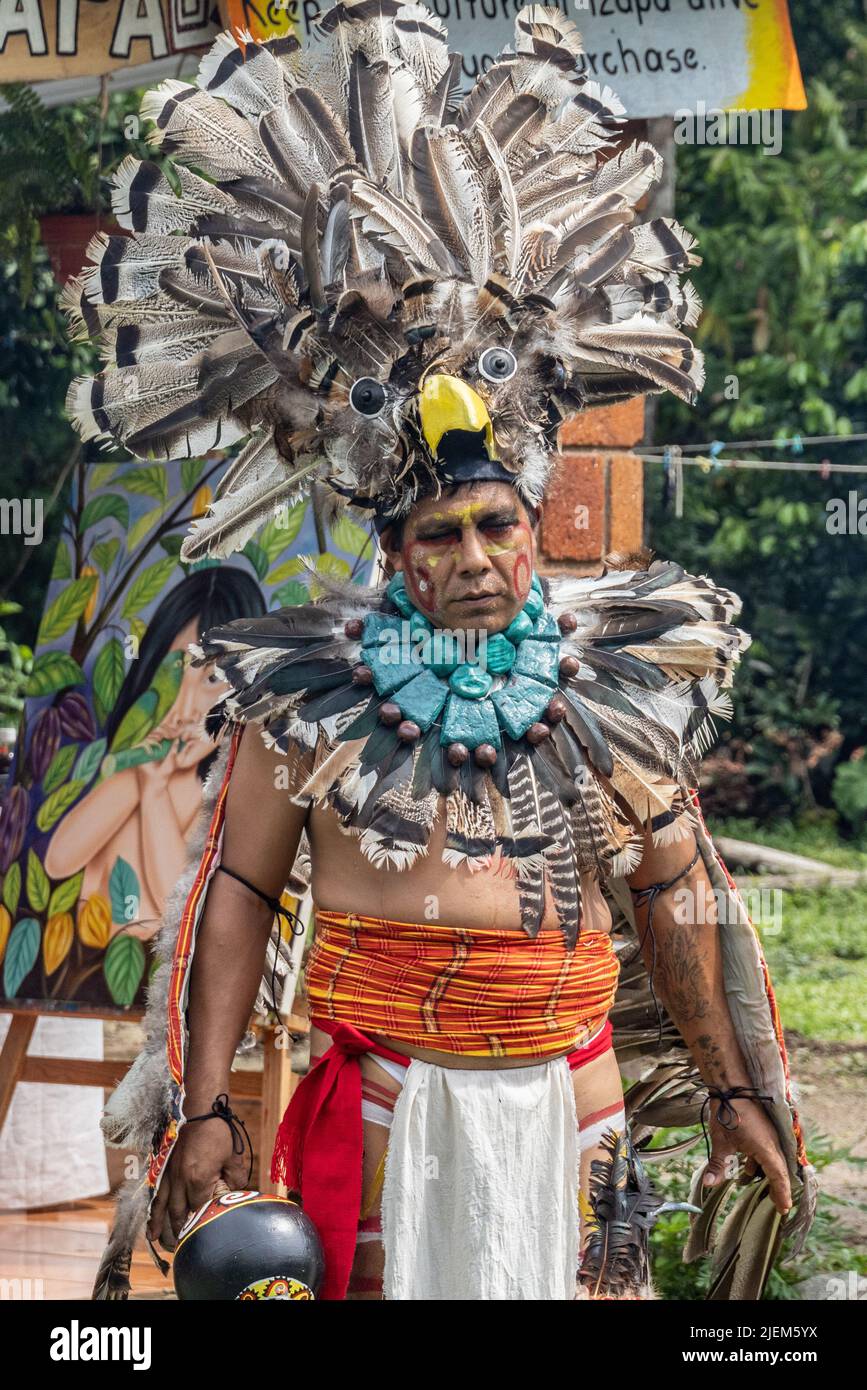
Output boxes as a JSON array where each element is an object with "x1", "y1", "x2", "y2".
[{"x1": 703, "y1": 1097, "x2": 793, "y2": 1215}]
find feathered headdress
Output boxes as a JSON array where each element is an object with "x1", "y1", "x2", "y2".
[{"x1": 63, "y1": 1, "x2": 703, "y2": 548}]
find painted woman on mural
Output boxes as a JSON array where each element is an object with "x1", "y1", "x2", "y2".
[{"x1": 44, "y1": 568, "x2": 265, "y2": 939}]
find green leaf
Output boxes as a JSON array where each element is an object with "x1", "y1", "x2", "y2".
[
  {"x1": 26, "y1": 849, "x2": 49, "y2": 912},
  {"x1": 266, "y1": 557, "x2": 306, "y2": 585},
  {"x1": 121, "y1": 557, "x2": 178, "y2": 619},
  {"x1": 73, "y1": 737, "x2": 107, "y2": 784},
  {"x1": 126, "y1": 504, "x2": 164, "y2": 553},
  {"x1": 260, "y1": 502, "x2": 307, "y2": 559},
  {"x1": 35, "y1": 780, "x2": 86, "y2": 832},
  {"x1": 88, "y1": 463, "x2": 118, "y2": 490},
  {"x1": 123, "y1": 466, "x2": 168, "y2": 503},
  {"x1": 103, "y1": 932, "x2": 146, "y2": 1006},
  {"x1": 181, "y1": 458, "x2": 205, "y2": 492},
  {"x1": 51, "y1": 545, "x2": 72, "y2": 581},
  {"x1": 316, "y1": 553, "x2": 351, "y2": 580},
  {"x1": 26, "y1": 650, "x2": 85, "y2": 698},
  {"x1": 36, "y1": 577, "x2": 97, "y2": 645},
  {"x1": 149, "y1": 649, "x2": 184, "y2": 726},
  {"x1": 329, "y1": 515, "x2": 374, "y2": 559},
  {"x1": 109, "y1": 690, "x2": 158, "y2": 753},
  {"x1": 48, "y1": 871, "x2": 84, "y2": 916},
  {"x1": 2, "y1": 862, "x2": 21, "y2": 915},
  {"x1": 242, "y1": 540, "x2": 269, "y2": 581},
  {"x1": 92, "y1": 639, "x2": 126, "y2": 727},
  {"x1": 42, "y1": 743, "x2": 78, "y2": 794},
  {"x1": 273, "y1": 580, "x2": 310, "y2": 607},
  {"x1": 80, "y1": 493, "x2": 130, "y2": 532},
  {"x1": 92, "y1": 538, "x2": 120, "y2": 574},
  {"x1": 159, "y1": 533, "x2": 184, "y2": 557},
  {"x1": 3, "y1": 918, "x2": 40, "y2": 998},
  {"x1": 109, "y1": 857, "x2": 141, "y2": 926}
]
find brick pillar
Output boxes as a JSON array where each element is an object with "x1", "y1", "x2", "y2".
[{"x1": 538, "y1": 398, "x2": 646, "y2": 579}]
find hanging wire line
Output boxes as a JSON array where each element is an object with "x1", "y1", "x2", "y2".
[
  {"x1": 642, "y1": 431, "x2": 867, "y2": 454},
  {"x1": 643, "y1": 454, "x2": 867, "y2": 474}
]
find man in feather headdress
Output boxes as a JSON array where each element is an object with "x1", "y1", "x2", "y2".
[{"x1": 65, "y1": 3, "x2": 816, "y2": 1300}]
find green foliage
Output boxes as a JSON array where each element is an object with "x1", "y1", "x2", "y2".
[
  {"x1": 0, "y1": 601, "x2": 32, "y2": 719},
  {"x1": 649, "y1": 2, "x2": 867, "y2": 819},
  {"x1": 832, "y1": 757, "x2": 867, "y2": 832}
]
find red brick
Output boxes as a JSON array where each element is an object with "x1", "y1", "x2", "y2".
[
  {"x1": 558, "y1": 396, "x2": 645, "y2": 449},
  {"x1": 608, "y1": 453, "x2": 645, "y2": 557},
  {"x1": 540, "y1": 453, "x2": 605, "y2": 563}
]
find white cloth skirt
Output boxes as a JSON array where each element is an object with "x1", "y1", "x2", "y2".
[{"x1": 380, "y1": 1054, "x2": 580, "y2": 1300}]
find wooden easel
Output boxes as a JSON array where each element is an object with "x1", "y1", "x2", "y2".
[{"x1": 0, "y1": 1001, "x2": 310, "y2": 1191}]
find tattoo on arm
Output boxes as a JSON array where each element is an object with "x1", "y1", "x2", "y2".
[
  {"x1": 655, "y1": 924, "x2": 711, "y2": 1025},
  {"x1": 694, "y1": 1032, "x2": 724, "y2": 1079}
]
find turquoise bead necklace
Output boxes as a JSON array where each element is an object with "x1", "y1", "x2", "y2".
[{"x1": 352, "y1": 571, "x2": 570, "y2": 767}]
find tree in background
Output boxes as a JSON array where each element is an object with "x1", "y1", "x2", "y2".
[{"x1": 649, "y1": 0, "x2": 867, "y2": 824}]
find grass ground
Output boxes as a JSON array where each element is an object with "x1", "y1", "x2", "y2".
[{"x1": 646, "y1": 815, "x2": 867, "y2": 1299}]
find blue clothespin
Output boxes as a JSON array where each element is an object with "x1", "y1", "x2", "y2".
[
  {"x1": 790, "y1": 434, "x2": 804, "y2": 455},
  {"x1": 709, "y1": 440, "x2": 725, "y2": 471}
]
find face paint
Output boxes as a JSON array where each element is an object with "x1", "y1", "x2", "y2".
[{"x1": 402, "y1": 543, "x2": 438, "y2": 613}]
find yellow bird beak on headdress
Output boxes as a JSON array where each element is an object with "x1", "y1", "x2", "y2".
[{"x1": 418, "y1": 374, "x2": 499, "y2": 461}]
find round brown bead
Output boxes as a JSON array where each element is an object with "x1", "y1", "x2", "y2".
[
  {"x1": 558, "y1": 611, "x2": 578, "y2": 634},
  {"x1": 447, "y1": 742, "x2": 470, "y2": 767},
  {"x1": 351, "y1": 663, "x2": 374, "y2": 686},
  {"x1": 379, "y1": 702, "x2": 402, "y2": 726},
  {"x1": 344, "y1": 617, "x2": 364, "y2": 640},
  {"x1": 473, "y1": 743, "x2": 498, "y2": 768},
  {"x1": 546, "y1": 696, "x2": 567, "y2": 724},
  {"x1": 559, "y1": 655, "x2": 580, "y2": 679},
  {"x1": 397, "y1": 719, "x2": 421, "y2": 743},
  {"x1": 526, "y1": 722, "x2": 551, "y2": 744}
]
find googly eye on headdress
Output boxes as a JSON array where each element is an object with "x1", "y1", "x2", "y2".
[{"x1": 478, "y1": 348, "x2": 517, "y2": 383}]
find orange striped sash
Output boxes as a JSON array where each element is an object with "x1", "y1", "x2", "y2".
[{"x1": 305, "y1": 910, "x2": 621, "y2": 1059}]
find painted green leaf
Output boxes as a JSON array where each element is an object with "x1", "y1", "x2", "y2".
[
  {"x1": 26, "y1": 849, "x2": 49, "y2": 912},
  {"x1": 123, "y1": 467, "x2": 168, "y2": 502},
  {"x1": 2, "y1": 861, "x2": 21, "y2": 915},
  {"x1": 242, "y1": 541, "x2": 269, "y2": 581},
  {"x1": 273, "y1": 580, "x2": 310, "y2": 607},
  {"x1": 48, "y1": 871, "x2": 84, "y2": 916},
  {"x1": 109, "y1": 690, "x2": 158, "y2": 753},
  {"x1": 121, "y1": 557, "x2": 178, "y2": 620},
  {"x1": 126, "y1": 504, "x2": 164, "y2": 553},
  {"x1": 36, "y1": 577, "x2": 97, "y2": 645},
  {"x1": 260, "y1": 502, "x2": 307, "y2": 559},
  {"x1": 109, "y1": 857, "x2": 141, "y2": 926},
  {"x1": 159, "y1": 534, "x2": 183, "y2": 557},
  {"x1": 329, "y1": 515, "x2": 374, "y2": 559},
  {"x1": 88, "y1": 463, "x2": 118, "y2": 490},
  {"x1": 316, "y1": 554, "x2": 351, "y2": 579},
  {"x1": 266, "y1": 556, "x2": 306, "y2": 585},
  {"x1": 3, "y1": 918, "x2": 40, "y2": 998},
  {"x1": 26, "y1": 650, "x2": 85, "y2": 697},
  {"x1": 92, "y1": 538, "x2": 121, "y2": 574},
  {"x1": 181, "y1": 458, "x2": 205, "y2": 492},
  {"x1": 73, "y1": 737, "x2": 107, "y2": 785},
  {"x1": 93, "y1": 639, "x2": 126, "y2": 726},
  {"x1": 42, "y1": 743, "x2": 78, "y2": 794},
  {"x1": 51, "y1": 545, "x2": 72, "y2": 581},
  {"x1": 103, "y1": 932, "x2": 146, "y2": 1006},
  {"x1": 80, "y1": 493, "x2": 130, "y2": 532},
  {"x1": 35, "y1": 780, "x2": 86, "y2": 832},
  {"x1": 150, "y1": 650, "x2": 184, "y2": 726}
]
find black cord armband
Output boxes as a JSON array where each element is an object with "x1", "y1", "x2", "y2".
[
  {"x1": 216, "y1": 863, "x2": 307, "y2": 1014},
  {"x1": 184, "y1": 1092, "x2": 254, "y2": 1188}
]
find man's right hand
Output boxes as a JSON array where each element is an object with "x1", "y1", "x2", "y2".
[{"x1": 146, "y1": 1116, "x2": 251, "y2": 1251}]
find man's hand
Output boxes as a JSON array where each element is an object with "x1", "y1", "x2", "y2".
[
  {"x1": 703, "y1": 1096, "x2": 793, "y2": 1216},
  {"x1": 146, "y1": 1117, "x2": 250, "y2": 1251}
]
